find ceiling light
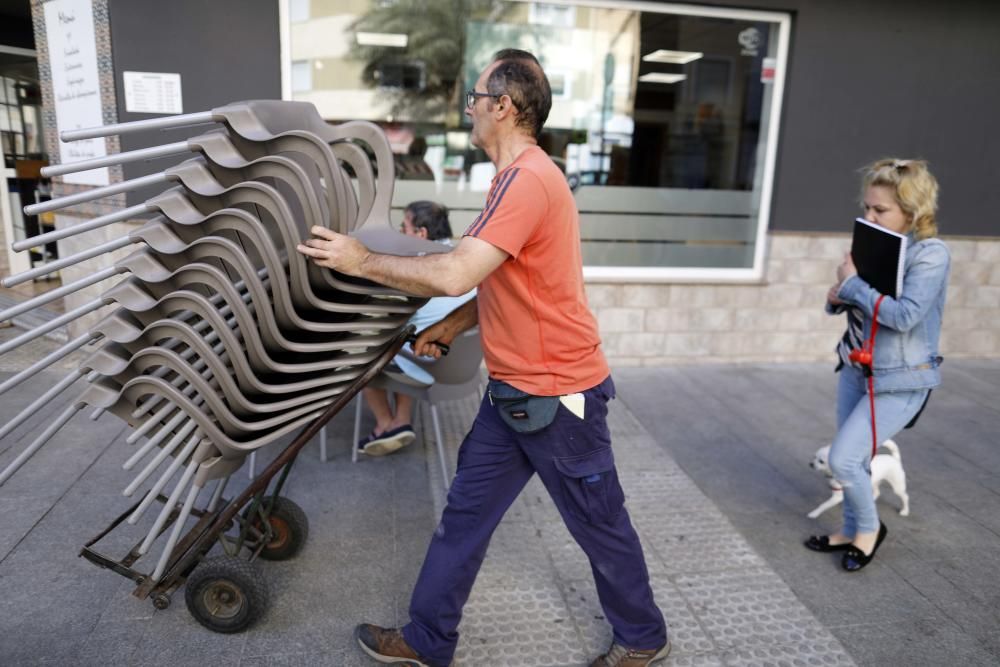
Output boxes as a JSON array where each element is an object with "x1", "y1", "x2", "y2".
[
  {"x1": 642, "y1": 49, "x2": 703, "y2": 64},
  {"x1": 638, "y1": 73, "x2": 687, "y2": 84},
  {"x1": 356, "y1": 32, "x2": 408, "y2": 47}
]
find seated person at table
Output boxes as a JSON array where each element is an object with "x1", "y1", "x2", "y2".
[{"x1": 357, "y1": 200, "x2": 476, "y2": 456}]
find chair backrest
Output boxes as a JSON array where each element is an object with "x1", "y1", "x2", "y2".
[
  {"x1": 369, "y1": 328, "x2": 483, "y2": 403},
  {"x1": 423, "y1": 328, "x2": 482, "y2": 384},
  {"x1": 421, "y1": 329, "x2": 484, "y2": 403}
]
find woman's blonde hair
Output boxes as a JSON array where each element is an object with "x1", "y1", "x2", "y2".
[{"x1": 860, "y1": 158, "x2": 939, "y2": 239}]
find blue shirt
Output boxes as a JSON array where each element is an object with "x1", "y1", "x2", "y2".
[{"x1": 834, "y1": 236, "x2": 950, "y2": 392}]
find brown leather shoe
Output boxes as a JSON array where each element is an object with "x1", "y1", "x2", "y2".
[
  {"x1": 590, "y1": 640, "x2": 671, "y2": 666},
  {"x1": 354, "y1": 623, "x2": 429, "y2": 666}
]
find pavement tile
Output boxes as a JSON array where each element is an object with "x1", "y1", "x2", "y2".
[
  {"x1": 455, "y1": 582, "x2": 587, "y2": 666},
  {"x1": 240, "y1": 651, "x2": 368, "y2": 667},
  {"x1": 11, "y1": 351, "x2": 1000, "y2": 666},
  {"x1": 829, "y1": 615, "x2": 999, "y2": 667},
  {"x1": 636, "y1": 511, "x2": 768, "y2": 576},
  {"x1": 672, "y1": 568, "x2": 839, "y2": 651},
  {"x1": 475, "y1": 519, "x2": 556, "y2": 588},
  {"x1": 720, "y1": 640, "x2": 856, "y2": 666}
]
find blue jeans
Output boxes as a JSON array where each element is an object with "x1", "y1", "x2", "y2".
[
  {"x1": 833, "y1": 365, "x2": 929, "y2": 535},
  {"x1": 402, "y1": 376, "x2": 666, "y2": 667}
]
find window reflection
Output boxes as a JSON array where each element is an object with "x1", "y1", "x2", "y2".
[{"x1": 288, "y1": 1, "x2": 787, "y2": 274}]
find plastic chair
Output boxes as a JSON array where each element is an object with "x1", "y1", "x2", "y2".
[{"x1": 351, "y1": 328, "x2": 484, "y2": 489}]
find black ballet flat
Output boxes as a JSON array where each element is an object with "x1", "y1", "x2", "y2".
[
  {"x1": 804, "y1": 535, "x2": 852, "y2": 552},
  {"x1": 842, "y1": 522, "x2": 888, "y2": 572}
]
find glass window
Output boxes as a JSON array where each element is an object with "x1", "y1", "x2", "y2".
[
  {"x1": 289, "y1": 0, "x2": 310, "y2": 23},
  {"x1": 291, "y1": 60, "x2": 312, "y2": 92},
  {"x1": 284, "y1": 1, "x2": 789, "y2": 282},
  {"x1": 529, "y1": 3, "x2": 576, "y2": 28}
]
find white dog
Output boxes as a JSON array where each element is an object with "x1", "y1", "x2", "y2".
[{"x1": 807, "y1": 439, "x2": 910, "y2": 519}]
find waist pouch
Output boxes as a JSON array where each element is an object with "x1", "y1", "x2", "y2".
[{"x1": 487, "y1": 378, "x2": 560, "y2": 434}]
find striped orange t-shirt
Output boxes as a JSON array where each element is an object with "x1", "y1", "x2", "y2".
[{"x1": 464, "y1": 146, "x2": 608, "y2": 396}]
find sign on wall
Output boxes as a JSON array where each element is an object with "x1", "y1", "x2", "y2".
[
  {"x1": 123, "y1": 71, "x2": 183, "y2": 114},
  {"x1": 44, "y1": 0, "x2": 109, "y2": 186}
]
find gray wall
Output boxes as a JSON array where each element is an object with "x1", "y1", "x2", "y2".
[
  {"x1": 99, "y1": 0, "x2": 997, "y2": 234},
  {"x1": 684, "y1": 0, "x2": 999, "y2": 237},
  {"x1": 107, "y1": 0, "x2": 281, "y2": 204}
]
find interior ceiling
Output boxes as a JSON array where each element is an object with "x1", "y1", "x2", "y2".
[
  {"x1": 0, "y1": 0, "x2": 31, "y2": 20},
  {"x1": 0, "y1": 0, "x2": 35, "y2": 51}
]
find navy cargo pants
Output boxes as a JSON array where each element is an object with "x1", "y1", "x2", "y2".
[{"x1": 401, "y1": 376, "x2": 667, "y2": 666}]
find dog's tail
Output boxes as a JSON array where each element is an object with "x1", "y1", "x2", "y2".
[{"x1": 881, "y1": 439, "x2": 901, "y2": 461}]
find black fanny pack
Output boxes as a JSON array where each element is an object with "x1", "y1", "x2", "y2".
[{"x1": 487, "y1": 378, "x2": 560, "y2": 434}]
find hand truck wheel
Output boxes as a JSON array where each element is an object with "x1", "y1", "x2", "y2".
[
  {"x1": 243, "y1": 496, "x2": 309, "y2": 561},
  {"x1": 184, "y1": 555, "x2": 269, "y2": 633}
]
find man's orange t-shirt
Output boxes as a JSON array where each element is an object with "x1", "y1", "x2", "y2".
[{"x1": 464, "y1": 145, "x2": 608, "y2": 396}]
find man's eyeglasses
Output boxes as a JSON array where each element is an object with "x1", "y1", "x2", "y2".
[{"x1": 466, "y1": 90, "x2": 500, "y2": 108}]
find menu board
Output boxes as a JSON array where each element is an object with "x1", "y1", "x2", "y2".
[
  {"x1": 44, "y1": 0, "x2": 109, "y2": 186},
  {"x1": 123, "y1": 71, "x2": 183, "y2": 115}
]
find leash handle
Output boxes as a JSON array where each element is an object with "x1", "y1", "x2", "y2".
[{"x1": 406, "y1": 334, "x2": 449, "y2": 356}]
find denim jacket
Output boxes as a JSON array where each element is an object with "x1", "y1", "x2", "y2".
[{"x1": 828, "y1": 236, "x2": 950, "y2": 393}]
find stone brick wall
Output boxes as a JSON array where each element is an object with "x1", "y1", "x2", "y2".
[{"x1": 589, "y1": 232, "x2": 1000, "y2": 366}]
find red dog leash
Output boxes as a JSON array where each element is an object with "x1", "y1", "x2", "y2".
[{"x1": 848, "y1": 294, "x2": 886, "y2": 458}]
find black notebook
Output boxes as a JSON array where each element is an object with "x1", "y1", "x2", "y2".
[{"x1": 851, "y1": 217, "x2": 907, "y2": 298}]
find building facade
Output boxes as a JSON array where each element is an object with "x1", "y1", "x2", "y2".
[{"x1": 3, "y1": 0, "x2": 998, "y2": 362}]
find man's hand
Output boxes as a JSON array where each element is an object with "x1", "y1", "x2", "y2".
[
  {"x1": 412, "y1": 320, "x2": 456, "y2": 359},
  {"x1": 836, "y1": 251, "x2": 857, "y2": 283},
  {"x1": 296, "y1": 226, "x2": 370, "y2": 276}
]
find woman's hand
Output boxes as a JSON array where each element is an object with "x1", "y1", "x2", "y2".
[
  {"x1": 836, "y1": 252, "x2": 857, "y2": 283},
  {"x1": 827, "y1": 282, "x2": 844, "y2": 306}
]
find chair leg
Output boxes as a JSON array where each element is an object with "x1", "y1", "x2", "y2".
[
  {"x1": 352, "y1": 393, "x2": 362, "y2": 463},
  {"x1": 430, "y1": 403, "x2": 449, "y2": 491}
]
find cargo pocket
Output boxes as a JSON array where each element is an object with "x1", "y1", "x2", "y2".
[{"x1": 553, "y1": 447, "x2": 625, "y2": 524}]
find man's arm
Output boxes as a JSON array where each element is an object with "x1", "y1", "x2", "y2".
[
  {"x1": 412, "y1": 297, "x2": 479, "y2": 359},
  {"x1": 296, "y1": 226, "x2": 507, "y2": 297}
]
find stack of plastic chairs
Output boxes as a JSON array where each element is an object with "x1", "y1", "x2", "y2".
[{"x1": 0, "y1": 101, "x2": 441, "y2": 581}]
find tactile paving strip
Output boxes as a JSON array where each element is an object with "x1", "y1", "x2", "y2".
[
  {"x1": 636, "y1": 511, "x2": 768, "y2": 576},
  {"x1": 476, "y1": 520, "x2": 556, "y2": 588},
  {"x1": 619, "y1": 467, "x2": 721, "y2": 513},
  {"x1": 562, "y1": 577, "x2": 717, "y2": 658},
  {"x1": 422, "y1": 392, "x2": 856, "y2": 666},
  {"x1": 671, "y1": 569, "x2": 844, "y2": 652},
  {"x1": 724, "y1": 640, "x2": 857, "y2": 667},
  {"x1": 453, "y1": 583, "x2": 588, "y2": 666}
]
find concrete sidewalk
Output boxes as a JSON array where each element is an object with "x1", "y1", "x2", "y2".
[
  {"x1": 0, "y1": 325, "x2": 996, "y2": 666},
  {"x1": 615, "y1": 360, "x2": 1000, "y2": 667}
]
